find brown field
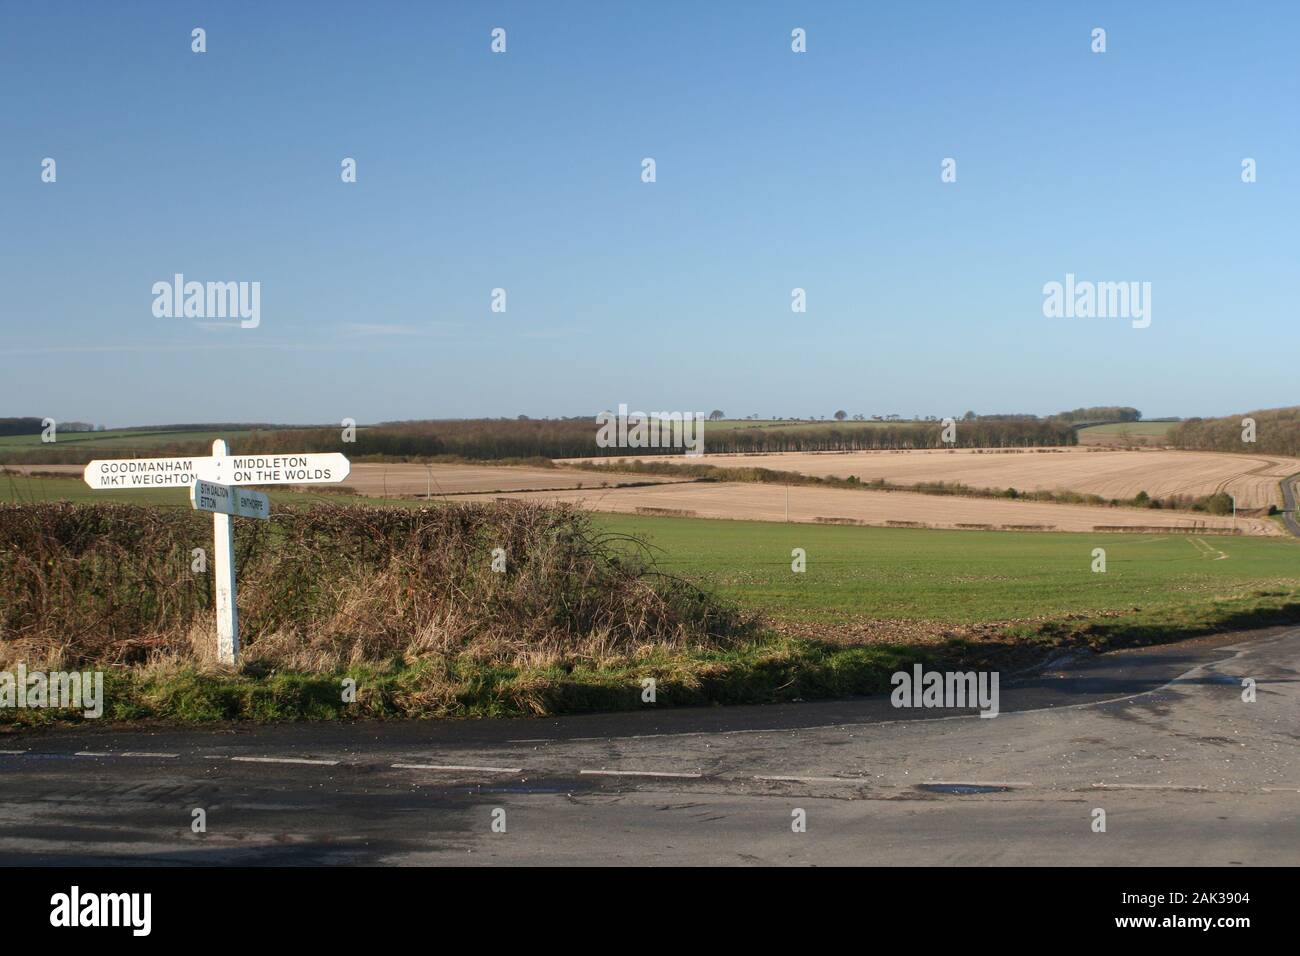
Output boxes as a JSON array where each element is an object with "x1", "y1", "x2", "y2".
[
  {"x1": 12, "y1": 454, "x2": 1287, "y2": 535},
  {"x1": 1, "y1": 462, "x2": 686, "y2": 496},
  {"x1": 459, "y1": 481, "x2": 1280, "y2": 535},
  {"x1": 563, "y1": 447, "x2": 1300, "y2": 510},
  {"x1": 333, "y1": 463, "x2": 685, "y2": 497}
]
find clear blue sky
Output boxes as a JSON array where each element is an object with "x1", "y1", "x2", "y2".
[{"x1": 2, "y1": 1, "x2": 1296, "y2": 426}]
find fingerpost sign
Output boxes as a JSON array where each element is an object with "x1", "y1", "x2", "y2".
[{"x1": 83, "y1": 439, "x2": 351, "y2": 665}]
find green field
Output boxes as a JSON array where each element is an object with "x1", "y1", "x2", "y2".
[
  {"x1": 593, "y1": 513, "x2": 1300, "y2": 630},
  {"x1": 1078, "y1": 421, "x2": 1176, "y2": 437}
]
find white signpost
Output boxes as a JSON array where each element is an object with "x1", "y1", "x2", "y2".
[
  {"x1": 83, "y1": 439, "x2": 351, "y2": 666},
  {"x1": 82, "y1": 451, "x2": 350, "y2": 489},
  {"x1": 191, "y1": 479, "x2": 271, "y2": 520}
]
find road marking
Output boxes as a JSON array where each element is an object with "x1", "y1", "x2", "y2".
[
  {"x1": 231, "y1": 756, "x2": 339, "y2": 766},
  {"x1": 74, "y1": 751, "x2": 112, "y2": 757},
  {"x1": 0, "y1": 749, "x2": 28, "y2": 755},
  {"x1": 120, "y1": 752, "x2": 179, "y2": 758},
  {"x1": 754, "y1": 775, "x2": 868, "y2": 784},
  {"x1": 392, "y1": 763, "x2": 523, "y2": 774},
  {"x1": 1261, "y1": 786, "x2": 1300, "y2": 793},
  {"x1": 1091, "y1": 782, "x2": 1209, "y2": 791},
  {"x1": 580, "y1": 769, "x2": 702, "y2": 779}
]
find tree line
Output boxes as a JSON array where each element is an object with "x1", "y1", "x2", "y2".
[
  {"x1": 0, "y1": 415, "x2": 1078, "y2": 465},
  {"x1": 1170, "y1": 407, "x2": 1300, "y2": 458},
  {"x1": 1052, "y1": 406, "x2": 1142, "y2": 424}
]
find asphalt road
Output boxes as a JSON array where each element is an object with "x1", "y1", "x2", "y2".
[
  {"x1": 1, "y1": 626, "x2": 1297, "y2": 866},
  {"x1": 1280, "y1": 473, "x2": 1300, "y2": 536}
]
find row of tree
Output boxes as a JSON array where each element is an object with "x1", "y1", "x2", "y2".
[
  {"x1": 1, "y1": 415, "x2": 1082, "y2": 464},
  {"x1": 1052, "y1": 406, "x2": 1142, "y2": 424},
  {"x1": 1170, "y1": 407, "x2": 1300, "y2": 458},
  {"x1": 0, "y1": 417, "x2": 99, "y2": 436}
]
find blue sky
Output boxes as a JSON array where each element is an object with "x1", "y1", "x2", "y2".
[{"x1": 2, "y1": 1, "x2": 1296, "y2": 426}]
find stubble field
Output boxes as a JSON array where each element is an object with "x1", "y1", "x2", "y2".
[
  {"x1": 461, "y1": 480, "x2": 1278, "y2": 534},
  {"x1": 563, "y1": 446, "x2": 1300, "y2": 510}
]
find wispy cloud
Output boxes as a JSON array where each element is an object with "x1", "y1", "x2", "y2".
[
  {"x1": 0, "y1": 343, "x2": 350, "y2": 356},
  {"x1": 518, "y1": 325, "x2": 585, "y2": 340},
  {"x1": 340, "y1": 322, "x2": 465, "y2": 338}
]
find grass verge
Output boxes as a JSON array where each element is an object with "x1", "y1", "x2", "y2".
[
  {"x1": 2, "y1": 638, "x2": 927, "y2": 726},
  {"x1": 6, "y1": 590, "x2": 1298, "y2": 728}
]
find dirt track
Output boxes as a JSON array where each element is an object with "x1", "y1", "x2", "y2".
[
  {"x1": 460, "y1": 481, "x2": 1279, "y2": 535},
  {"x1": 563, "y1": 447, "x2": 1300, "y2": 510}
]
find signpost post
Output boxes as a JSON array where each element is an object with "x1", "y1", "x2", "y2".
[{"x1": 83, "y1": 439, "x2": 350, "y2": 666}]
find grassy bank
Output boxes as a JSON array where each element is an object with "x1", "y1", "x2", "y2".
[{"x1": 2, "y1": 638, "x2": 929, "y2": 726}]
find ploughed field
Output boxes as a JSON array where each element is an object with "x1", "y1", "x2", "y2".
[
  {"x1": 323, "y1": 462, "x2": 684, "y2": 496},
  {"x1": 563, "y1": 446, "x2": 1300, "y2": 510},
  {"x1": 9, "y1": 448, "x2": 1293, "y2": 536},
  {"x1": 461, "y1": 480, "x2": 1278, "y2": 535}
]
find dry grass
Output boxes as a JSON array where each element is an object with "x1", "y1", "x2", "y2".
[{"x1": 0, "y1": 501, "x2": 755, "y2": 674}]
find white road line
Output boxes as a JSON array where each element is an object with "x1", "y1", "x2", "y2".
[
  {"x1": 0, "y1": 749, "x2": 27, "y2": 755},
  {"x1": 120, "y1": 752, "x2": 179, "y2": 758},
  {"x1": 392, "y1": 763, "x2": 523, "y2": 774},
  {"x1": 1262, "y1": 787, "x2": 1300, "y2": 793},
  {"x1": 231, "y1": 756, "x2": 339, "y2": 767},
  {"x1": 1090, "y1": 782, "x2": 1209, "y2": 791},
  {"x1": 74, "y1": 751, "x2": 112, "y2": 757},
  {"x1": 580, "y1": 769, "x2": 702, "y2": 779},
  {"x1": 754, "y1": 775, "x2": 868, "y2": 784}
]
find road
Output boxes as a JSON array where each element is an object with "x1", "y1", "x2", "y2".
[
  {"x1": 1280, "y1": 473, "x2": 1300, "y2": 536},
  {"x1": 1, "y1": 626, "x2": 1297, "y2": 866}
]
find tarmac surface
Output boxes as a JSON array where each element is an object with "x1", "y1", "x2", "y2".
[{"x1": 1, "y1": 626, "x2": 1296, "y2": 865}]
